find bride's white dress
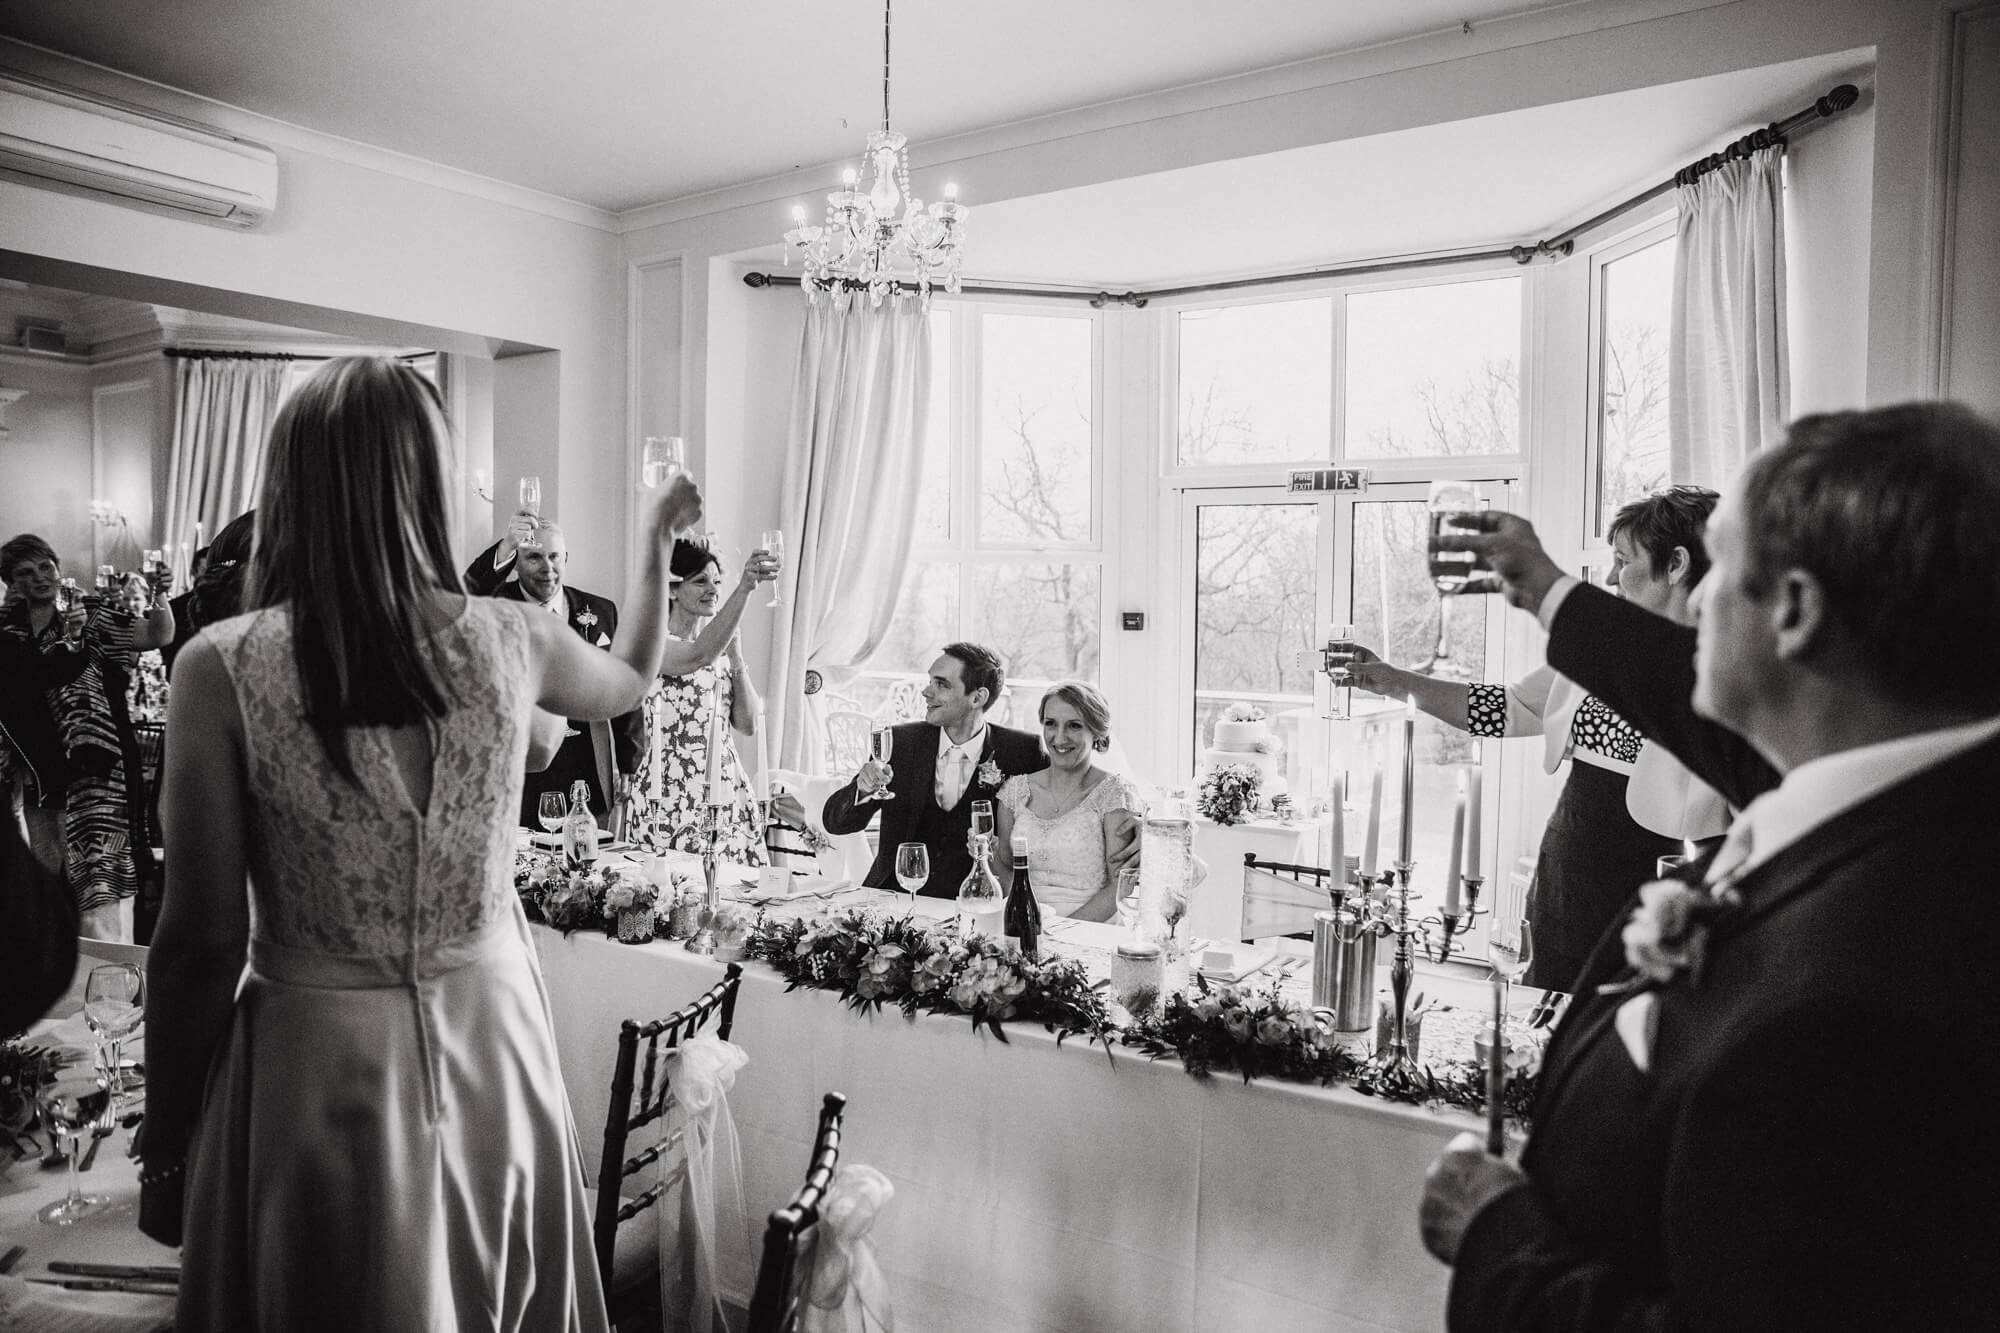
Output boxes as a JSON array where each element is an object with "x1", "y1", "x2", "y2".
[
  {"x1": 996, "y1": 770, "x2": 1145, "y2": 916},
  {"x1": 179, "y1": 600, "x2": 608, "y2": 1331}
]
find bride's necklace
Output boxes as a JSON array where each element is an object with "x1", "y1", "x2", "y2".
[{"x1": 1034, "y1": 770, "x2": 1097, "y2": 819}]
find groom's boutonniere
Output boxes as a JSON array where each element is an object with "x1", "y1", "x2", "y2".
[
  {"x1": 575, "y1": 606, "x2": 599, "y2": 631},
  {"x1": 975, "y1": 758, "x2": 1004, "y2": 789},
  {"x1": 1618, "y1": 879, "x2": 1742, "y2": 989}
]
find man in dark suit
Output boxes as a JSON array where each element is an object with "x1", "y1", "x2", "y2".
[
  {"x1": 466, "y1": 512, "x2": 644, "y2": 827},
  {"x1": 1419, "y1": 402, "x2": 2000, "y2": 1330},
  {"x1": 822, "y1": 643, "x2": 1046, "y2": 897}
]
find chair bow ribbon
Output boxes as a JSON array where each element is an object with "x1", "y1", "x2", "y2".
[
  {"x1": 661, "y1": 1033, "x2": 748, "y2": 1333},
  {"x1": 799, "y1": 1164, "x2": 896, "y2": 1333}
]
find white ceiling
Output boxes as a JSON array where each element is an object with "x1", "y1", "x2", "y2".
[
  {"x1": 0, "y1": 0, "x2": 1589, "y2": 213},
  {"x1": 935, "y1": 50, "x2": 1867, "y2": 288}
]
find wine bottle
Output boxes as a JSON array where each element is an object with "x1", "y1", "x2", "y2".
[
  {"x1": 955, "y1": 835, "x2": 1003, "y2": 939},
  {"x1": 1003, "y1": 838, "x2": 1041, "y2": 960},
  {"x1": 562, "y1": 779, "x2": 599, "y2": 870}
]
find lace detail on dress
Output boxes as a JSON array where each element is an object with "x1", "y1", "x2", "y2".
[
  {"x1": 206, "y1": 600, "x2": 533, "y2": 956},
  {"x1": 998, "y1": 770, "x2": 1143, "y2": 916}
]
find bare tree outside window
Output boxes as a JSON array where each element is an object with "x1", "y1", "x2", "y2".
[{"x1": 1595, "y1": 237, "x2": 1673, "y2": 534}]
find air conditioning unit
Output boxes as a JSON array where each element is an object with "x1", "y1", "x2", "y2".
[{"x1": 0, "y1": 69, "x2": 276, "y2": 227}]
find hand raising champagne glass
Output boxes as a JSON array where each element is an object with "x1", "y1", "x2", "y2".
[
  {"x1": 870, "y1": 728, "x2": 896, "y2": 801},
  {"x1": 642, "y1": 436, "x2": 686, "y2": 489},
  {"x1": 758, "y1": 529, "x2": 785, "y2": 608},
  {"x1": 1421, "y1": 481, "x2": 1489, "y2": 676}
]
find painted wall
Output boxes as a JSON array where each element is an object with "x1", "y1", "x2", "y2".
[
  {"x1": 0, "y1": 353, "x2": 94, "y2": 574},
  {"x1": 0, "y1": 38, "x2": 630, "y2": 590}
]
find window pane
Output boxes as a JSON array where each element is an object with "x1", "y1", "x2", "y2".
[
  {"x1": 917, "y1": 308, "x2": 953, "y2": 544},
  {"x1": 1344, "y1": 278, "x2": 1520, "y2": 457},
  {"x1": 968, "y1": 562, "x2": 1100, "y2": 696},
  {"x1": 1192, "y1": 503, "x2": 1318, "y2": 776},
  {"x1": 980, "y1": 314, "x2": 1093, "y2": 544},
  {"x1": 862, "y1": 560, "x2": 959, "y2": 675},
  {"x1": 1177, "y1": 299, "x2": 1332, "y2": 466},
  {"x1": 1596, "y1": 238, "x2": 1673, "y2": 535}
]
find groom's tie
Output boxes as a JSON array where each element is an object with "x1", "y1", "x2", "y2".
[{"x1": 937, "y1": 748, "x2": 971, "y2": 811}]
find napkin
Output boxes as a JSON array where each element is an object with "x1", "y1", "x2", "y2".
[{"x1": 1195, "y1": 944, "x2": 1277, "y2": 983}]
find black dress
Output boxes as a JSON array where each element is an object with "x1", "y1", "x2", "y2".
[{"x1": 1467, "y1": 685, "x2": 1678, "y2": 992}]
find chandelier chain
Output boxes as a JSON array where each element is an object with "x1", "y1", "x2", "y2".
[{"x1": 882, "y1": 0, "x2": 892, "y2": 132}]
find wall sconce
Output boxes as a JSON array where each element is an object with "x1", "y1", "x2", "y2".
[
  {"x1": 471, "y1": 468, "x2": 494, "y2": 503},
  {"x1": 89, "y1": 499, "x2": 128, "y2": 527}
]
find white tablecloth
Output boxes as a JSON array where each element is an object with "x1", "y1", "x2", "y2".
[{"x1": 532, "y1": 891, "x2": 1481, "y2": 1333}]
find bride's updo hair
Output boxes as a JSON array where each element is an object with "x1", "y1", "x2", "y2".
[{"x1": 1039, "y1": 681, "x2": 1113, "y2": 752}]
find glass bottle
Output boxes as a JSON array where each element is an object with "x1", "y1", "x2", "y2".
[
  {"x1": 1003, "y1": 838, "x2": 1041, "y2": 961},
  {"x1": 955, "y1": 834, "x2": 1003, "y2": 939},
  {"x1": 562, "y1": 779, "x2": 599, "y2": 870}
]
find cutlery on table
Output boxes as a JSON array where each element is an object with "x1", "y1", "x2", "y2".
[
  {"x1": 49, "y1": 1261, "x2": 181, "y2": 1282},
  {"x1": 77, "y1": 1125, "x2": 108, "y2": 1172},
  {"x1": 0, "y1": 1244, "x2": 25, "y2": 1275},
  {"x1": 28, "y1": 1277, "x2": 181, "y2": 1296}
]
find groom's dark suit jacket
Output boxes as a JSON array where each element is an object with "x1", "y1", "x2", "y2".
[
  {"x1": 1450, "y1": 723, "x2": 2000, "y2": 1330},
  {"x1": 821, "y1": 720, "x2": 1046, "y2": 897},
  {"x1": 464, "y1": 539, "x2": 644, "y2": 826}
]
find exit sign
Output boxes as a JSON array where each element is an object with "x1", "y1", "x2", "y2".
[{"x1": 1287, "y1": 468, "x2": 1369, "y2": 493}]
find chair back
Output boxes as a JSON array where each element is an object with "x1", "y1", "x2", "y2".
[
  {"x1": 1240, "y1": 853, "x2": 1345, "y2": 942},
  {"x1": 823, "y1": 711, "x2": 873, "y2": 776},
  {"x1": 592, "y1": 962, "x2": 744, "y2": 1293},
  {"x1": 745, "y1": 1091, "x2": 848, "y2": 1333},
  {"x1": 880, "y1": 678, "x2": 924, "y2": 724}
]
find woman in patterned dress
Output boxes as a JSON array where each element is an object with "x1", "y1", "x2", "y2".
[
  {"x1": 631, "y1": 537, "x2": 779, "y2": 863},
  {"x1": 0, "y1": 533, "x2": 175, "y2": 940},
  {"x1": 1350, "y1": 487, "x2": 1726, "y2": 992},
  {"x1": 992, "y1": 682, "x2": 1146, "y2": 921}
]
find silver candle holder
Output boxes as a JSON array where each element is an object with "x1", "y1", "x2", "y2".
[
  {"x1": 683, "y1": 804, "x2": 726, "y2": 955},
  {"x1": 1424, "y1": 874, "x2": 1486, "y2": 962},
  {"x1": 1368, "y1": 861, "x2": 1430, "y2": 1087}
]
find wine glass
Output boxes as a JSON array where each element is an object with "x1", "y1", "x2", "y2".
[
  {"x1": 1487, "y1": 892, "x2": 1535, "y2": 1050},
  {"x1": 642, "y1": 436, "x2": 685, "y2": 488},
  {"x1": 83, "y1": 963, "x2": 144, "y2": 1113},
  {"x1": 870, "y1": 729, "x2": 896, "y2": 801},
  {"x1": 1324, "y1": 622, "x2": 1358, "y2": 721},
  {"x1": 1421, "y1": 481, "x2": 1488, "y2": 676},
  {"x1": 894, "y1": 842, "x2": 929, "y2": 916},
  {"x1": 37, "y1": 1068, "x2": 111, "y2": 1224},
  {"x1": 759, "y1": 529, "x2": 785, "y2": 608},
  {"x1": 537, "y1": 791, "x2": 567, "y2": 836}
]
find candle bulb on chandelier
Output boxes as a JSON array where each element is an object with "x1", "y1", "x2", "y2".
[
  {"x1": 943, "y1": 181, "x2": 959, "y2": 200},
  {"x1": 791, "y1": 204, "x2": 806, "y2": 224}
]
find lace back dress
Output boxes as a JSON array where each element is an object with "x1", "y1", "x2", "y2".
[
  {"x1": 179, "y1": 600, "x2": 608, "y2": 1331},
  {"x1": 996, "y1": 770, "x2": 1143, "y2": 917}
]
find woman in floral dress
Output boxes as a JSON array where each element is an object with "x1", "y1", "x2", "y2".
[{"x1": 632, "y1": 537, "x2": 778, "y2": 863}]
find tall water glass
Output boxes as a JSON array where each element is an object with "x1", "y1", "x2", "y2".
[{"x1": 759, "y1": 529, "x2": 785, "y2": 608}]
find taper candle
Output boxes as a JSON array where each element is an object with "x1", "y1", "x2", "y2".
[
  {"x1": 754, "y1": 699, "x2": 772, "y2": 804},
  {"x1": 703, "y1": 670, "x2": 725, "y2": 803},
  {"x1": 1465, "y1": 757, "x2": 1484, "y2": 882},
  {"x1": 1444, "y1": 771, "x2": 1466, "y2": 916},
  {"x1": 1363, "y1": 745, "x2": 1384, "y2": 876},
  {"x1": 1398, "y1": 698, "x2": 1417, "y2": 865},
  {"x1": 1329, "y1": 771, "x2": 1346, "y2": 887}
]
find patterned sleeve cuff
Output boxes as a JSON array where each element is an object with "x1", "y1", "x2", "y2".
[{"x1": 1465, "y1": 684, "x2": 1509, "y2": 738}]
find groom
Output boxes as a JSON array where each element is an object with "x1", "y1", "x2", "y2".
[{"x1": 822, "y1": 643, "x2": 1045, "y2": 897}]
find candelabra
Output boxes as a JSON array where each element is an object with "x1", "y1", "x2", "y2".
[
  {"x1": 683, "y1": 804, "x2": 725, "y2": 955},
  {"x1": 1365, "y1": 862, "x2": 1431, "y2": 1090}
]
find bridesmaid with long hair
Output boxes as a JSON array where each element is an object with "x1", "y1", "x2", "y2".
[{"x1": 142, "y1": 357, "x2": 702, "y2": 1329}]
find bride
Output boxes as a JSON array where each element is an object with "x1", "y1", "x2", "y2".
[{"x1": 992, "y1": 682, "x2": 1144, "y2": 921}]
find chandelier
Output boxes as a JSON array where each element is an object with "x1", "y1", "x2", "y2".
[{"x1": 783, "y1": 0, "x2": 967, "y2": 304}]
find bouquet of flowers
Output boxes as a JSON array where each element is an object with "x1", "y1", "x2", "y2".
[
  {"x1": 602, "y1": 872, "x2": 664, "y2": 943},
  {"x1": 1196, "y1": 763, "x2": 1262, "y2": 825}
]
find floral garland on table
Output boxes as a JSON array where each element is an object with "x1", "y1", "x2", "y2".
[
  {"x1": 744, "y1": 909, "x2": 1116, "y2": 1051},
  {"x1": 1122, "y1": 976, "x2": 1539, "y2": 1125},
  {"x1": 514, "y1": 850, "x2": 756, "y2": 950},
  {"x1": 1196, "y1": 763, "x2": 1262, "y2": 826},
  {"x1": 0, "y1": 1042, "x2": 65, "y2": 1167}
]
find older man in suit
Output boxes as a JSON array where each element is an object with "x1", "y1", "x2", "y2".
[
  {"x1": 467, "y1": 511, "x2": 644, "y2": 828},
  {"x1": 1419, "y1": 402, "x2": 2000, "y2": 1330},
  {"x1": 822, "y1": 643, "x2": 1046, "y2": 898}
]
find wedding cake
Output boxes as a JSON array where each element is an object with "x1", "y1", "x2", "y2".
[{"x1": 1201, "y1": 704, "x2": 1286, "y2": 792}]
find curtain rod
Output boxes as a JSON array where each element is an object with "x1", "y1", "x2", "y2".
[
  {"x1": 163, "y1": 348, "x2": 306, "y2": 360},
  {"x1": 741, "y1": 83, "x2": 1859, "y2": 308}
]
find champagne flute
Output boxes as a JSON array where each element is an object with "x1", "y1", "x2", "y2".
[
  {"x1": 642, "y1": 436, "x2": 686, "y2": 488},
  {"x1": 55, "y1": 577, "x2": 84, "y2": 647},
  {"x1": 970, "y1": 799, "x2": 995, "y2": 844},
  {"x1": 1324, "y1": 622, "x2": 1358, "y2": 721},
  {"x1": 1421, "y1": 481, "x2": 1488, "y2": 676},
  {"x1": 37, "y1": 1069, "x2": 111, "y2": 1224},
  {"x1": 537, "y1": 791, "x2": 567, "y2": 836},
  {"x1": 83, "y1": 963, "x2": 144, "y2": 1114},
  {"x1": 759, "y1": 529, "x2": 785, "y2": 608},
  {"x1": 519, "y1": 475, "x2": 542, "y2": 515},
  {"x1": 96, "y1": 564, "x2": 116, "y2": 593},
  {"x1": 894, "y1": 842, "x2": 930, "y2": 916},
  {"x1": 871, "y1": 729, "x2": 896, "y2": 801}
]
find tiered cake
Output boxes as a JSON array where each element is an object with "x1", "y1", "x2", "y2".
[{"x1": 1201, "y1": 704, "x2": 1285, "y2": 791}]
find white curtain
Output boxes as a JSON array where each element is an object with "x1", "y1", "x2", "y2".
[
  {"x1": 1668, "y1": 144, "x2": 1789, "y2": 488},
  {"x1": 162, "y1": 356, "x2": 292, "y2": 580},
  {"x1": 766, "y1": 294, "x2": 933, "y2": 774}
]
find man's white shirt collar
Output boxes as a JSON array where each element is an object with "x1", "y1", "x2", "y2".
[
  {"x1": 1731, "y1": 713, "x2": 2000, "y2": 876},
  {"x1": 937, "y1": 722, "x2": 988, "y2": 764}
]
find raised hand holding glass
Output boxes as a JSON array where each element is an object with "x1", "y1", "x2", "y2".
[
  {"x1": 759, "y1": 529, "x2": 785, "y2": 608},
  {"x1": 871, "y1": 729, "x2": 896, "y2": 801},
  {"x1": 642, "y1": 436, "x2": 685, "y2": 488}
]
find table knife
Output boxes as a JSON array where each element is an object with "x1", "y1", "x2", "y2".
[{"x1": 48, "y1": 1261, "x2": 182, "y2": 1282}]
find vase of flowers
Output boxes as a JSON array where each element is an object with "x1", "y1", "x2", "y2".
[
  {"x1": 1197, "y1": 763, "x2": 1262, "y2": 826},
  {"x1": 602, "y1": 870, "x2": 662, "y2": 944}
]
